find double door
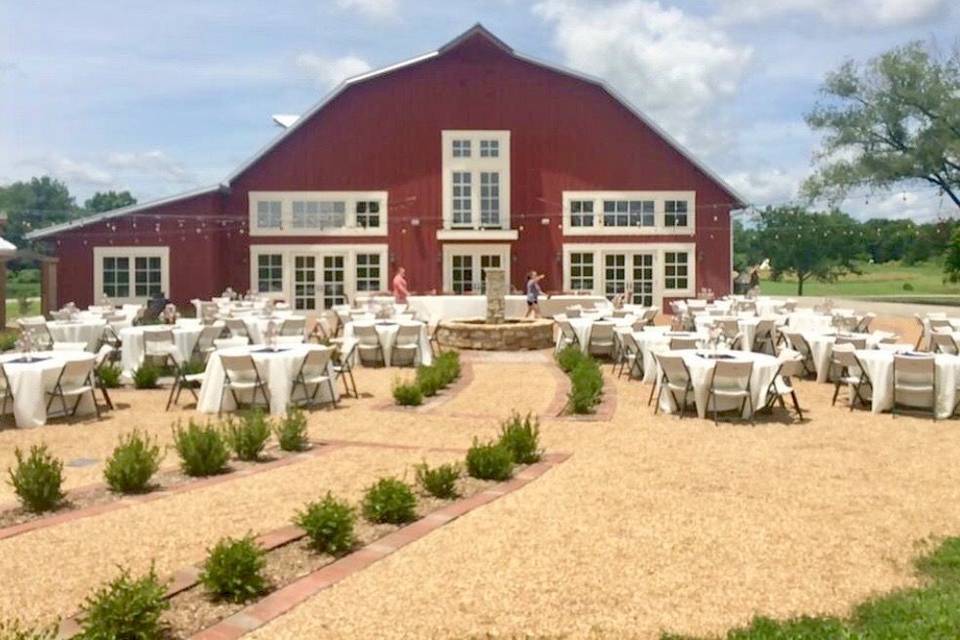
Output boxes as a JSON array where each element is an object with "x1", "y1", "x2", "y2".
[
  {"x1": 292, "y1": 254, "x2": 346, "y2": 311},
  {"x1": 603, "y1": 252, "x2": 655, "y2": 306}
]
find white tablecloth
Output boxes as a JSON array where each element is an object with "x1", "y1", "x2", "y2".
[
  {"x1": 783, "y1": 313, "x2": 835, "y2": 334},
  {"x1": 343, "y1": 321, "x2": 431, "y2": 367},
  {"x1": 656, "y1": 350, "x2": 781, "y2": 419},
  {"x1": 196, "y1": 344, "x2": 338, "y2": 416},
  {"x1": 853, "y1": 350, "x2": 960, "y2": 418},
  {"x1": 47, "y1": 320, "x2": 106, "y2": 351},
  {"x1": 405, "y1": 294, "x2": 611, "y2": 323},
  {"x1": 0, "y1": 350, "x2": 96, "y2": 427},
  {"x1": 559, "y1": 315, "x2": 637, "y2": 353},
  {"x1": 634, "y1": 330, "x2": 703, "y2": 382},
  {"x1": 241, "y1": 315, "x2": 305, "y2": 344},
  {"x1": 119, "y1": 323, "x2": 217, "y2": 380},
  {"x1": 693, "y1": 316, "x2": 783, "y2": 352},
  {"x1": 802, "y1": 331, "x2": 894, "y2": 383}
]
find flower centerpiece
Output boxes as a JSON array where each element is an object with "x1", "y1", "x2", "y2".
[
  {"x1": 161, "y1": 303, "x2": 178, "y2": 325},
  {"x1": 263, "y1": 320, "x2": 279, "y2": 350},
  {"x1": 375, "y1": 301, "x2": 395, "y2": 320},
  {"x1": 15, "y1": 331, "x2": 36, "y2": 362},
  {"x1": 222, "y1": 286, "x2": 237, "y2": 300}
]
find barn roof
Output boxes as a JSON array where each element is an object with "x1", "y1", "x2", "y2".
[{"x1": 28, "y1": 23, "x2": 745, "y2": 240}]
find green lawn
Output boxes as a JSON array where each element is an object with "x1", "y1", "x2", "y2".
[
  {"x1": 664, "y1": 536, "x2": 960, "y2": 639},
  {"x1": 759, "y1": 260, "x2": 960, "y2": 298}
]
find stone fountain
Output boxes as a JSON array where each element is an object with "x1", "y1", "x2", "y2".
[{"x1": 435, "y1": 268, "x2": 554, "y2": 351}]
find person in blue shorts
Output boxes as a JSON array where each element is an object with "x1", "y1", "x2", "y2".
[{"x1": 524, "y1": 270, "x2": 547, "y2": 319}]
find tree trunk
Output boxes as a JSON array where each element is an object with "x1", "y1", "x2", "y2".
[{"x1": 797, "y1": 274, "x2": 805, "y2": 296}]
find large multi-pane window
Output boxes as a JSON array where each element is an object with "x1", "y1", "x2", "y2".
[
  {"x1": 292, "y1": 201, "x2": 321, "y2": 229},
  {"x1": 134, "y1": 257, "x2": 163, "y2": 297},
  {"x1": 602, "y1": 200, "x2": 654, "y2": 227},
  {"x1": 355, "y1": 201, "x2": 380, "y2": 228},
  {"x1": 452, "y1": 139, "x2": 471, "y2": 157},
  {"x1": 102, "y1": 257, "x2": 130, "y2": 298},
  {"x1": 664, "y1": 200, "x2": 689, "y2": 227},
  {"x1": 480, "y1": 172, "x2": 500, "y2": 227},
  {"x1": 664, "y1": 252, "x2": 689, "y2": 290},
  {"x1": 632, "y1": 254, "x2": 654, "y2": 305},
  {"x1": 451, "y1": 255, "x2": 474, "y2": 294},
  {"x1": 257, "y1": 254, "x2": 284, "y2": 292},
  {"x1": 293, "y1": 256, "x2": 317, "y2": 310},
  {"x1": 256, "y1": 201, "x2": 282, "y2": 229},
  {"x1": 322, "y1": 256, "x2": 346, "y2": 307},
  {"x1": 318, "y1": 202, "x2": 346, "y2": 229},
  {"x1": 479, "y1": 140, "x2": 499, "y2": 157},
  {"x1": 570, "y1": 200, "x2": 594, "y2": 227},
  {"x1": 452, "y1": 172, "x2": 472, "y2": 226},
  {"x1": 604, "y1": 254, "x2": 627, "y2": 299},
  {"x1": 569, "y1": 253, "x2": 594, "y2": 291},
  {"x1": 355, "y1": 254, "x2": 381, "y2": 291}
]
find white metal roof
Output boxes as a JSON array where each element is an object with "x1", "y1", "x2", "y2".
[
  {"x1": 0, "y1": 236, "x2": 16, "y2": 256},
  {"x1": 28, "y1": 23, "x2": 745, "y2": 240}
]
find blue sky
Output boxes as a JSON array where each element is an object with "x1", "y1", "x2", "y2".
[{"x1": 2, "y1": 0, "x2": 957, "y2": 219}]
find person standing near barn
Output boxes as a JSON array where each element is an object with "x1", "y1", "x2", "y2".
[
  {"x1": 524, "y1": 270, "x2": 547, "y2": 319},
  {"x1": 392, "y1": 266, "x2": 409, "y2": 304}
]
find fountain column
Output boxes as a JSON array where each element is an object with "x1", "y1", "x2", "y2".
[{"x1": 484, "y1": 268, "x2": 506, "y2": 324}]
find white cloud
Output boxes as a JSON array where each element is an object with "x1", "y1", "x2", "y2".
[
  {"x1": 294, "y1": 53, "x2": 372, "y2": 88},
  {"x1": 29, "y1": 154, "x2": 113, "y2": 188},
  {"x1": 335, "y1": 0, "x2": 399, "y2": 21},
  {"x1": 533, "y1": 0, "x2": 752, "y2": 157},
  {"x1": 714, "y1": 0, "x2": 950, "y2": 28},
  {"x1": 727, "y1": 167, "x2": 808, "y2": 205},
  {"x1": 105, "y1": 150, "x2": 195, "y2": 184}
]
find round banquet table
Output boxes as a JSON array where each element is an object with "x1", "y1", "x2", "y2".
[
  {"x1": 46, "y1": 319, "x2": 106, "y2": 351},
  {"x1": 196, "y1": 343, "x2": 338, "y2": 416},
  {"x1": 851, "y1": 350, "x2": 960, "y2": 418},
  {"x1": 655, "y1": 350, "x2": 781, "y2": 419},
  {"x1": 693, "y1": 315, "x2": 785, "y2": 352},
  {"x1": 798, "y1": 331, "x2": 894, "y2": 383},
  {"x1": 783, "y1": 312, "x2": 835, "y2": 334},
  {"x1": 0, "y1": 350, "x2": 97, "y2": 427},
  {"x1": 632, "y1": 330, "x2": 703, "y2": 382},
  {"x1": 343, "y1": 320, "x2": 432, "y2": 367},
  {"x1": 119, "y1": 323, "x2": 220, "y2": 381},
  {"x1": 241, "y1": 314, "x2": 304, "y2": 344},
  {"x1": 559, "y1": 315, "x2": 638, "y2": 353}
]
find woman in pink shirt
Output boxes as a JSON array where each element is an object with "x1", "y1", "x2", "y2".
[{"x1": 392, "y1": 266, "x2": 409, "y2": 303}]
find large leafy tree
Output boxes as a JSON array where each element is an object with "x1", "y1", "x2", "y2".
[
  {"x1": 0, "y1": 176, "x2": 79, "y2": 248},
  {"x1": 753, "y1": 206, "x2": 865, "y2": 295},
  {"x1": 803, "y1": 41, "x2": 960, "y2": 209},
  {"x1": 84, "y1": 190, "x2": 137, "y2": 213}
]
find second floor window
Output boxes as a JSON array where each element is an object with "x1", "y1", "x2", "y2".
[
  {"x1": 452, "y1": 171, "x2": 472, "y2": 225},
  {"x1": 570, "y1": 200, "x2": 594, "y2": 227},
  {"x1": 665, "y1": 200, "x2": 689, "y2": 227},
  {"x1": 480, "y1": 172, "x2": 500, "y2": 227},
  {"x1": 257, "y1": 201, "x2": 282, "y2": 228}
]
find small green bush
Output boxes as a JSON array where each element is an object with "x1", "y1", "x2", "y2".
[
  {"x1": 225, "y1": 410, "x2": 271, "y2": 461},
  {"x1": 179, "y1": 359, "x2": 207, "y2": 375},
  {"x1": 465, "y1": 439, "x2": 514, "y2": 481},
  {"x1": 556, "y1": 346, "x2": 585, "y2": 373},
  {"x1": 415, "y1": 365, "x2": 443, "y2": 397},
  {"x1": 0, "y1": 619, "x2": 57, "y2": 640},
  {"x1": 132, "y1": 364, "x2": 160, "y2": 390},
  {"x1": 295, "y1": 493, "x2": 357, "y2": 555},
  {"x1": 103, "y1": 431, "x2": 164, "y2": 494},
  {"x1": 497, "y1": 412, "x2": 543, "y2": 464},
  {"x1": 415, "y1": 462, "x2": 461, "y2": 499},
  {"x1": 97, "y1": 363, "x2": 122, "y2": 389},
  {"x1": 7, "y1": 445, "x2": 64, "y2": 513},
  {"x1": 568, "y1": 357, "x2": 603, "y2": 414},
  {"x1": 172, "y1": 420, "x2": 229, "y2": 477},
  {"x1": 392, "y1": 380, "x2": 423, "y2": 406},
  {"x1": 903, "y1": 282, "x2": 915, "y2": 291},
  {"x1": 434, "y1": 350, "x2": 461, "y2": 385},
  {"x1": 199, "y1": 535, "x2": 267, "y2": 603},
  {"x1": 362, "y1": 477, "x2": 417, "y2": 524},
  {"x1": 0, "y1": 332, "x2": 19, "y2": 353},
  {"x1": 78, "y1": 566, "x2": 169, "y2": 639},
  {"x1": 274, "y1": 407, "x2": 309, "y2": 452}
]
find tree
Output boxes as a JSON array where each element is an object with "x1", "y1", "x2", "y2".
[
  {"x1": 84, "y1": 190, "x2": 137, "y2": 213},
  {"x1": 733, "y1": 219, "x2": 762, "y2": 273},
  {"x1": 0, "y1": 176, "x2": 79, "y2": 248},
  {"x1": 753, "y1": 206, "x2": 865, "y2": 295},
  {"x1": 944, "y1": 229, "x2": 960, "y2": 283},
  {"x1": 802, "y1": 41, "x2": 960, "y2": 210}
]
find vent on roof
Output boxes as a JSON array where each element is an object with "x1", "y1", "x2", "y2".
[{"x1": 272, "y1": 114, "x2": 300, "y2": 129}]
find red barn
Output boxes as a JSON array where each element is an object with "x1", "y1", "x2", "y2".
[{"x1": 28, "y1": 24, "x2": 745, "y2": 313}]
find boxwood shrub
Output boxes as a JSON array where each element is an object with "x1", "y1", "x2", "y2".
[
  {"x1": 497, "y1": 412, "x2": 543, "y2": 464},
  {"x1": 7, "y1": 444, "x2": 65, "y2": 513},
  {"x1": 362, "y1": 477, "x2": 417, "y2": 524},
  {"x1": 465, "y1": 439, "x2": 514, "y2": 481}
]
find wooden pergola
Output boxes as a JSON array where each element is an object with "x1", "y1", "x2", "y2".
[{"x1": 0, "y1": 249, "x2": 59, "y2": 329}]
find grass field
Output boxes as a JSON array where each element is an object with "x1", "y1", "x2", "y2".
[{"x1": 759, "y1": 260, "x2": 960, "y2": 297}]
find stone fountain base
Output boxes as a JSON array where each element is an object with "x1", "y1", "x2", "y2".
[{"x1": 437, "y1": 318, "x2": 554, "y2": 351}]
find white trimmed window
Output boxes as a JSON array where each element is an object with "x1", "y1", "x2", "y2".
[
  {"x1": 250, "y1": 245, "x2": 387, "y2": 309},
  {"x1": 250, "y1": 192, "x2": 387, "y2": 236},
  {"x1": 94, "y1": 246, "x2": 170, "y2": 304},
  {"x1": 442, "y1": 130, "x2": 510, "y2": 231},
  {"x1": 664, "y1": 251, "x2": 690, "y2": 290},
  {"x1": 569, "y1": 252, "x2": 594, "y2": 291},
  {"x1": 562, "y1": 192, "x2": 695, "y2": 235},
  {"x1": 441, "y1": 244, "x2": 510, "y2": 294}
]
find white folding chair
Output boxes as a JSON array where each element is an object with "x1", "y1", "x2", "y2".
[
  {"x1": 354, "y1": 324, "x2": 385, "y2": 367},
  {"x1": 554, "y1": 318, "x2": 580, "y2": 353},
  {"x1": 217, "y1": 354, "x2": 270, "y2": 415},
  {"x1": 830, "y1": 343, "x2": 871, "y2": 410},
  {"x1": 0, "y1": 365, "x2": 14, "y2": 423},
  {"x1": 392, "y1": 324, "x2": 421, "y2": 367},
  {"x1": 46, "y1": 357, "x2": 99, "y2": 420},
  {"x1": 142, "y1": 329, "x2": 177, "y2": 368},
  {"x1": 706, "y1": 359, "x2": 754, "y2": 425},
  {"x1": 930, "y1": 332, "x2": 959, "y2": 355},
  {"x1": 669, "y1": 336, "x2": 699, "y2": 350},
  {"x1": 617, "y1": 332, "x2": 642, "y2": 379},
  {"x1": 280, "y1": 317, "x2": 307, "y2": 339},
  {"x1": 18, "y1": 317, "x2": 54, "y2": 350},
  {"x1": 93, "y1": 344, "x2": 116, "y2": 411},
  {"x1": 193, "y1": 324, "x2": 225, "y2": 362},
  {"x1": 291, "y1": 348, "x2": 337, "y2": 409},
  {"x1": 225, "y1": 318, "x2": 251, "y2": 343},
  {"x1": 892, "y1": 354, "x2": 936, "y2": 420},
  {"x1": 588, "y1": 322, "x2": 615, "y2": 358},
  {"x1": 781, "y1": 331, "x2": 816, "y2": 377},
  {"x1": 855, "y1": 312, "x2": 876, "y2": 333},
  {"x1": 762, "y1": 350, "x2": 804, "y2": 421},
  {"x1": 333, "y1": 341, "x2": 359, "y2": 398},
  {"x1": 652, "y1": 353, "x2": 694, "y2": 417},
  {"x1": 752, "y1": 319, "x2": 775, "y2": 354},
  {"x1": 564, "y1": 306, "x2": 582, "y2": 318},
  {"x1": 166, "y1": 351, "x2": 205, "y2": 411}
]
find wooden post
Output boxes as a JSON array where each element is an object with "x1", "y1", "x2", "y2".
[{"x1": 40, "y1": 259, "x2": 58, "y2": 317}]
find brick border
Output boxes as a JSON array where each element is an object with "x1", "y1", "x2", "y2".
[
  {"x1": 371, "y1": 360, "x2": 476, "y2": 414},
  {"x1": 189, "y1": 452, "x2": 570, "y2": 640}
]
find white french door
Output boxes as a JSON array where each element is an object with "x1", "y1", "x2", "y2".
[
  {"x1": 293, "y1": 255, "x2": 318, "y2": 311},
  {"x1": 604, "y1": 252, "x2": 656, "y2": 306}
]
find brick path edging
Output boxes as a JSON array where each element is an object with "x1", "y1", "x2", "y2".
[{"x1": 188, "y1": 452, "x2": 571, "y2": 640}]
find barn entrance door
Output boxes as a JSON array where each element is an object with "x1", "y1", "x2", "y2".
[{"x1": 603, "y1": 251, "x2": 657, "y2": 307}]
